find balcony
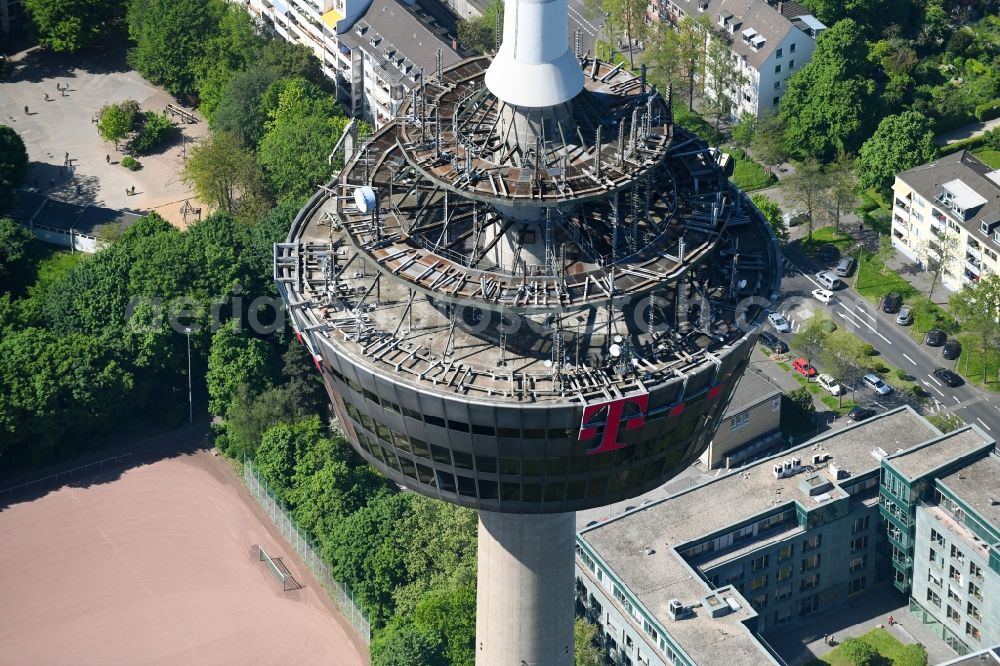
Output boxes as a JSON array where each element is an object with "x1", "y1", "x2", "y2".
[
  {"x1": 893, "y1": 214, "x2": 909, "y2": 229},
  {"x1": 894, "y1": 199, "x2": 911, "y2": 214}
]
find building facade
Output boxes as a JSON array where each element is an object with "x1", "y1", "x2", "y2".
[
  {"x1": 576, "y1": 408, "x2": 997, "y2": 665},
  {"x1": 652, "y1": 0, "x2": 824, "y2": 118},
  {"x1": 891, "y1": 150, "x2": 1000, "y2": 292},
  {"x1": 238, "y1": 0, "x2": 461, "y2": 126},
  {"x1": 700, "y1": 370, "x2": 782, "y2": 469},
  {"x1": 0, "y1": 0, "x2": 20, "y2": 37}
]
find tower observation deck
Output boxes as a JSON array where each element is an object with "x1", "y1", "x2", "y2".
[{"x1": 275, "y1": 1, "x2": 780, "y2": 661}]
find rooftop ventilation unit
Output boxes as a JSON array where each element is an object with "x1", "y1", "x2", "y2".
[
  {"x1": 667, "y1": 599, "x2": 686, "y2": 621},
  {"x1": 871, "y1": 447, "x2": 888, "y2": 461}
]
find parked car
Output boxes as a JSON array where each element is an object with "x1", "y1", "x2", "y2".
[
  {"x1": 848, "y1": 406, "x2": 877, "y2": 422},
  {"x1": 925, "y1": 329, "x2": 946, "y2": 347},
  {"x1": 811, "y1": 288, "x2": 835, "y2": 304},
  {"x1": 818, "y1": 245, "x2": 839, "y2": 262},
  {"x1": 768, "y1": 311, "x2": 791, "y2": 333},
  {"x1": 792, "y1": 358, "x2": 818, "y2": 377},
  {"x1": 758, "y1": 331, "x2": 789, "y2": 354},
  {"x1": 862, "y1": 373, "x2": 892, "y2": 395},
  {"x1": 817, "y1": 373, "x2": 842, "y2": 396},
  {"x1": 933, "y1": 367, "x2": 963, "y2": 387},
  {"x1": 882, "y1": 293, "x2": 902, "y2": 314},
  {"x1": 815, "y1": 271, "x2": 842, "y2": 290},
  {"x1": 895, "y1": 305, "x2": 913, "y2": 326},
  {"x1": 835, "y1": 256, "x2": 856, "y2": 277},
  {"x1": 942, "y1": 340, "x2": 962, "y2": 360}
]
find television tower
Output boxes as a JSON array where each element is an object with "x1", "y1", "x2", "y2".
[{"x1": 275, "y1": 0, "x2": 781, "y2": 661}]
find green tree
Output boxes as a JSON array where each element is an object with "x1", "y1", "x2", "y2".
[
  {"x1": 703, "y1": 35, "x2": 747, "y2": 130},
  {"x1": 183, "y1": 130, "x2": 269, "y2": 219},
  {"x1": 782, "y1": 158, "x2": 829, "y2": 242},
  {"x1": 575, "y1": 618, "x2": 602, "y2": 666},
  {"x1": 784, "y1": 386, "x2": 815, "y2": 416},
  {"x1": 127, "y1": 0, "x2": 223, "y2": 97},
  {"x1": 23, "y1": 0, "x2": 125, "y2": 52},
  {"x1": 0, "y1": 218, "x2": 33, "y2": 286},
  {"x1": 749, "y1": 194, "x2": 788, "y2": 244},
  {"x1": 838, "y1": 637, "x2": 879, "y2": 666},
  {"x1": 675, "y1": 15, "x2": 711, "y2": 111},
  {"x1": 779, "y1": 20, "x2": 878, "y2": 161},
  {"x1": 731, "y1": 113, "x2": 757, "y2": 150},
  {"x1": 205, "y1": 327, "x2": 274, "y2": 416},
  {"x1": 821, "y1": 155, "x2": 857, "y2": 232},
  {"x1": 97, "y1": 100, "x2": 140, "y2": 147},
  {"x1": 412, "y1": 584, "x2": 477, "y2": 666},
  {"x1": 918, "y1": 228, "x2": 960, "y2": 301},
  {"x1": 457, "y1": 0, "x2": 502, "y2": 55},
  {"x1": 0, "y1": 125, "x2": 29, "y2": 209},
  {"x1": 856, "y1": 111, "x2": 936, "y2": 194},
  {"x1": 191, "y1": 4, "x2": 265, "y2": 118},
  {"x1": 257, "y1": 78, "x2": 350, "y2": 201},
  {"x1": 602, "y1": 0, "x2": 648, "y2": 68},
  {"x1": 645, "y1": 25, "x2": 685, "y2": 94},
  {"x1": 950, "y1": 274, "x2": 1000, "y2": 382},
  {"x1": 260, "y1": 39, "x2": 326, "y2": 85},
  {"x1": 750, "y1": 114, "x2": 786, "y2": 177},
  {"x1": 211, "y1": 67, "x2": 282, "y2": 149},
  {"x1": 126, "y1": 111, "x2": 176, "y2": 154},
  {"x1": 370, "y1": 619, "x2": 446, "y2": 666}
]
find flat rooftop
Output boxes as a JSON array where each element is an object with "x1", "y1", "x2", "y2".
[
  {"x1": 724, "y1": 371, "x2": 780, "y2": 416},
  {"x1": 939, "y1": 453, "x2": 1000, "y2": 531},
  {"x1": 886, "y1": 427, "x2": 991, "y2": 481},
  {"x1": 581, "y1": 408, "x2": 939, "y2": 663}
]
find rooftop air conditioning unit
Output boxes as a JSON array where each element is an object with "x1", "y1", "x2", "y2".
[
  {"x1": 773, "y1": 463, "x2": 783, "y2": 478},
  {"x1": 792, "y1": 457, "x2": 801, "y2": 469},
  {"x1": 668, "y1": 599, "x2": 685, "y2": 621},
  {"x1": 812, "y1": 453, "x2": 823, "y2": 465}
]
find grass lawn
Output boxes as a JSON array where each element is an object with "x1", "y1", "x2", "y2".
[
  {"x1": 801, "y1": 226, "x2": 853, "y2": 257},
  {"x1": 777, "y1": 361, "x2": 791, "y2": 372},
  {"x1": 732, "y1": 154, "x2": 775, "y2": 191},
  {"x1": 810, "y1": 628, "x2": 928, "y2": 666},
  {"x1": 954, "y1": 333, "x2": 1000, "y2": 391},
  {"x1": 854, "y1": 254, "x2": 918, "y2": 303},
  {"x1": 972, "y1": 148, "x2": 1000, "y2": 169},
  {"x1": 820, "y1": 395, "x2": 857, "y2": 416}
]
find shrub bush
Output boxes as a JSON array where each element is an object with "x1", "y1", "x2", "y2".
[
  {"x1": 840, "y1": 638, "x2": 879, "y2": 666},
  {"x1": 120, "y1": 155, "x2": 141, "y2": 171},
  {"x1": 975, "y1": 99, "x2": 1000, "y2": 122},
  {"x1": 126, "y1": 112, "x2": 176, "y2": 154}
]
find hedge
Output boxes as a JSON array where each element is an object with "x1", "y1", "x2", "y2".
[{"x1": 975, "y1": 99, "x2": 1000, "y2": 122}]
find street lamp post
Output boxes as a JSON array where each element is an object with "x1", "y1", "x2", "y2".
[{"x1": 184, "y1": 327, "x2": 193, "y2": 424}]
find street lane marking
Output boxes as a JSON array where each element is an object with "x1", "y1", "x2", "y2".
[
  {"x1": 855, "y1": 305, "x2": 876, "y2": 321},
  {"x1": 922, "y1": 380, "x2": 945, "y2": 397},
  {"x1": 928, "y1": 374, "x2": 943, "y2": 388},
  {"x1": 902, "y1": 353, "x2": 916, "y2": 365},
  {"x1": 954, "y1": 396, "x2": 961, "y2": 404},
  {"x1": 837, "y1": 307, "x2": 892, "y2": 344},
  {"x1": 994, "y1": 405, "x2": 1000, "y2": 413},
  {"x1": 977, "y1": 417, "x2": 992, "y2": 431}
]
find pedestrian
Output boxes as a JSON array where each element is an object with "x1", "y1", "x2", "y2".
[
  {"x1": 75, "y1": 184, "x2": 81, "y2": 195},
  {"x1": 23, "y1": 105, "x2": 28, "y2": 114},
  {"x1": 823, "y1": 634, "x2": 829, "y2": 646},
  {"x1": 126, "y1": 187, "x2": 130, "y2": 196},
  {"x1": 131, "y1": 185, "x2": 136, "y2": 195},
  {"x1": 64, "y1": 151, "x2": 69, "y2": 162},
  {"x1": 61, "y1": 89, "x2": 67, "y2": 97},
  {"x1": 888, "y1": 615, "x2": 895, "y2": 626},
  {"x1": 829, "y1": 634, "x2": 835, "y2": 646},
  {"x1": 43, "y1": 92, "x2": 50, "y2": 101},
  {"x1": 106, "y1": 154, "x2": 110, "y2": 164}
]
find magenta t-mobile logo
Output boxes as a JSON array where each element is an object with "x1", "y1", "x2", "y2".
[{"x1": 579, "y1": 395, "x2": 650, "y2": 456}]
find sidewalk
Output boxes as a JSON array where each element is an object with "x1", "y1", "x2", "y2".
[
  {"x1": 935, "y1": 116, "x2": 1000, "y2": 146},
  {"x1": 765, "y1": 585, "x2": 956, "y2": 666}
]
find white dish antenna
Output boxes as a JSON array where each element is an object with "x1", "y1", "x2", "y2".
[
  {"x1": 609, "y1": 344, "x2": 622, "y2": 358},
  {"x1": 354, "y1": 186, "x2": 377, "y2": 214}
]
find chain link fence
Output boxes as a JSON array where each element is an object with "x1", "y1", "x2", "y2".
[
  {"x1": 243, "y1": 458, "x2": 371, "y2": 643},
  {"x1": 0, "y1": 452, "x2": 134, "y2": 502}
]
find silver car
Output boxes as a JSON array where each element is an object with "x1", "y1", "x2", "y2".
[{"x1": 896, "y1": 305, "x2": 912, "y2": 325}]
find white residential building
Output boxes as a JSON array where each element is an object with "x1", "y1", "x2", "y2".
[
  {"x1": 239, "y1": 0, "x2": 461, "y2": 126},
  {"x1": 891, "y1": 150, "x2": 1000, "y2": 293},
  {"x1": 652, "y1": 0, "x2": 825, "y2": 118}
]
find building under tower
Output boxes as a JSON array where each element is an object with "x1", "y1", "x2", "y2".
[{"x1": 274, "y1": 0, "x2": 781, "y2": 661}]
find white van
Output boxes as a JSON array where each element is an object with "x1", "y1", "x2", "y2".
[{"x1": 815, "y1": 271, "x2": 842, "y2": 290}]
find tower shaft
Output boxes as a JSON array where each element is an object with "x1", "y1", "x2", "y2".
[{"x1": 476, "y1": 511, "x2": 576, "y2": 666}]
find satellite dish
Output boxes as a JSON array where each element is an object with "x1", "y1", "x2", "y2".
[
  {"x1": 543, "y1": 359, "x2": 553, "y2": 368},
  {"x1": 353, "y1": 186, "x2": 377, "y2": 213},
  {"x1": 613, "y1": 335, "x2": 623, "y2": 343},
  {"x1": 738, "y1": 279, "x2": 748, "y2": 289},
  {"x1": 609, "y1": 344, "x2": 622, "y2": 357}
]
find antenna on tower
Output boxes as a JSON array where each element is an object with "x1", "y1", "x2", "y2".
[
  {"x1": 436, "y1": 49, "x2": 443, "y2": 84},
  {"x1": 574, "y1": 28, "x2": 581, "y2": 59},
  {"x1": 494, "y1": 8, "x2": 501, "y2": 54}
]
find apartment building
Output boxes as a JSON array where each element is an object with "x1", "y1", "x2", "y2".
[
  {"x1": 891, "y1": 150, "x2": 1000, "y2": 292},
  {"x1": 240, "y1": 0, "x2": 461, "y2": 126},
  {"x1": 652, "y1": 0, "x2": 825, "y2": 118},
  {"x1": 700, "y1": 370, "x2": 782, "y2": 469},
  {"x1": 1, "y1": 0, "x2": 21, "y2": 37},
  {"x1": 576, "y1": 407, "x2": 997, "y2": 665}
]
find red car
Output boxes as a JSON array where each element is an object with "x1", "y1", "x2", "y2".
[{"x1": 792, "y1": 358, "x2": 818, "y2": 377}]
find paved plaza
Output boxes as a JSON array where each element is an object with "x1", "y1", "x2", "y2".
[{"x1": 1, "y1": 48, "x2": 207, "y2": 227}]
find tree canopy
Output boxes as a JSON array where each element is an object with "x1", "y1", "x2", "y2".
[
  {"x1": 23, "y1": 0, "x2": 126, "y2": 52},
  {"x1": 856, "y1": 111, "x2": 936, "y2": 193},
  {"x1": 182, "y1": 130, "x2": 269, "y2": 220},
  {"x1": 0, "y1": 125, "x2": 29, "y2": 210}
]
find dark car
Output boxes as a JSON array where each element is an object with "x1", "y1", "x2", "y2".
[
  {"x1": 933, "y1": 367, "x2": 963, "y2": 387},
  {"x1": 942, "y1": 340, "x2": 962, "y2": 360},
  {"x1": 848, "y1": 406, "x2": 876, "y2": 422},
  {"x1": 881, "y1": 293, "x2": 902, "y2": 314},
  {"x1": 818, "y1": 245, "x2": 839, "y2": 262},
  {"x1": 758, "y1": 331, "x2": 789, "y2": 354},
  {"x1": 925, "y1": 329, "x2": 947, "y2": 347}
]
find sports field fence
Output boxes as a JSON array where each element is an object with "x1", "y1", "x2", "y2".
[
  {"x1": 0, "y1": 453, "x2": 134, "y2": 501},
  {"x1": 243, "y1": 458, "x2": 371, "y2": 643}
]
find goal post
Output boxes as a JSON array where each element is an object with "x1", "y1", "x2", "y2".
[{"x1": 258, "y1": 545, "x2": 298, "y2": 592}]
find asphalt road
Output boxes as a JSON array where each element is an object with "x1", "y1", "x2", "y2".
[
  {"x1": 773, "y1": 247, "x2": 999, "y2": 436},
  {"x1": 566, "y1": 0, "x2": 602, "y2": 56}
]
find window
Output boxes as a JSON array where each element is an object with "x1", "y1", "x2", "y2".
[
  {"x1": 970, "y1": 562, "x2": 983, "y2": 580},
  {"x1": 931, "y1": 529, "x2": 945, "y2": 547},
  {"x1": 850, "y1": 536, "x2": 868, "y2": 553},
  {"x1": 731, "y1": 411, "x2": 750, "y2": 430},
  {"x1": 928, "y1": 570, "x2": 942, "y2": 587},
  {"x1": 776, "y1": 564, "x2": 792, "y2": 581},
  {"x1": 950, "y1": 544, "x2": 965, "y2": 564},
  {"x1": 790, "y1": 42, "x2": 796, "y2": 53},
  {"x1": 752, "y1": 593, "x2": 767, "y2": 609},
  {"x1": 751, "y1": 555, "x2": 769, "y2": 572},
  {"x1": 802, "y1": 554, "x2": 820, "y2": 572},
  {"x1": 778, "y1": 544, "x2": 793, "y2": 561},
  {"x1": 848, "y1": 576, "x2": 867, "y2": 595},
  {"x1": 803, "y1": 535, "x2": 821, "y2": 552},
  {"x1": 774, "y1": 64, "x2": 781, "y2": 74},
  {"x1": 966, "y1": 622, "x2": 981, "y2": 641},
  {"x1": 849, "y1": 556, "x2": 866, "y2": 574},
  {"x1": 947, "y1": 605, "x2": 960, "y2": 624},
  {"x1": 950, "y1": 565, "x2": 963, "y2": 584},
  {"x1": 948, "y1": 585, "x2": 962, "y2": 603},
  {"x1": 800, "y1": 573, "x2": 819, "y2": 591},
  {"x1": 852, "y1": 516, "x2": 869, "y2": 533},
  {"x1": 929, "y1": 548, "x2": 939, "y2": 565},
  {"x1": 775, "y1": 47, "x2": 783, "y2": 58},
  {"x1": 968, "y1": 581, "x2": 982, "y2": 601},
  {"x1": 773, "y1": 81, "x2": 781, "y2": 90},
  {"x1": 789, "y1": 59, "x2": 795, "y2": 70},
  {"x1": 773, "y1": 96, "x2": 780, "y2": 105},
  {"x1": 750, "y1": 574, "x2": 768, "y2": 591},
  {"x1": 798, "y1": 595, "x2": 819, "y2": 616},
  {"x1": 966, "y1": 602, "x2": 981, "y2": 622},
  {"x1": 927, "y1": 588, "x2": 942, "y2": 608},
  {"x1": 775, "y1": 583, "x2": 792, "y2": 601}
]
